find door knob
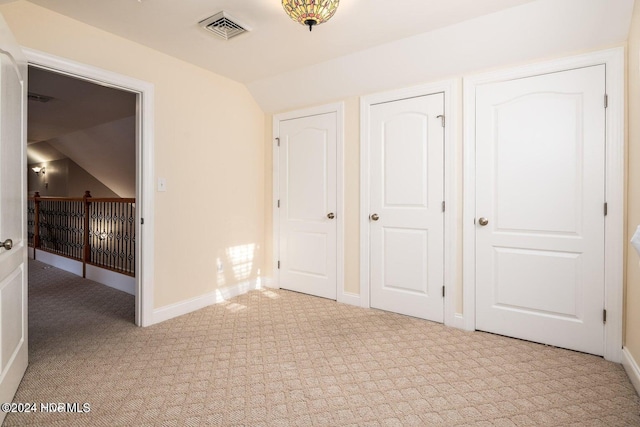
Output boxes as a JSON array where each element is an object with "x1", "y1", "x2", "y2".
[
  {"x1": 370, "y1": 213, "x2": 379, "y2": 221},
  {"x1": 1, "y1": 239, "x2": 13, "y2": 250},
  {"x1": 478, "y1": 217, "x2": 489, "y2": 226},
  {"x1": 327, "y1": 213, "x2": 335, "y2": 219}
]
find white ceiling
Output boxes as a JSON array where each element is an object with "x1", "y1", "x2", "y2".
[
  {"x1": 16, "y1": 0, "x2": 633, "y2": 193},
  {"x1": 25, "y1": 0, "x2": 536, "y2": 84},
  {"x1": 249, "y1": 0, "x2": 634, "y2": 112}
]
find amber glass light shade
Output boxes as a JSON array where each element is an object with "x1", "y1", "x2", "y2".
[{"x1": 282, "y1": 0, "x2": 340, "y2": 31}]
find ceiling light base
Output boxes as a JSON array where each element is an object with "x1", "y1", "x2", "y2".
[{"x1": 304, "y1": 19, "x2": 316, "y2": 31}]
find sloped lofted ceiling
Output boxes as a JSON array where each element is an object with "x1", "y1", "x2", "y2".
[
  {"x1": 28, "y1": 66, "x2": 135, "y2": 144},
  {"x1": 16, "y1": 0, "x2": 634, "y2": 186},
  {"x1": 23, "y1": 0, "x2": 536, "y2": 84},
  {"x1": 19, "y1": 0, "x2": 539, "y2": 169},
  {"x1": 17, "y1": 0, "x2": 635, "y2": 113},
  {"x1": 27, "y1": 67, "x2": 136, "y2": 197}
]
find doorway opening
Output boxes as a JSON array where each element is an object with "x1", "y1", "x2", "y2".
[
  {"x1": 27, "y1": 65, "x2": 137, "y2": 323},
  {"x1": 25, "y1": 48, "x2": 156, "y2": 327}
]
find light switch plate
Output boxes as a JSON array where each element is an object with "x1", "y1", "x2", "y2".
[{"x1": 158, "y1": 178, "x2": 167, "y2": 192}]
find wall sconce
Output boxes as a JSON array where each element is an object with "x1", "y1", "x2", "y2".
[{"x1": 32, "y1": 166, "x2": 45, "y2": 175}]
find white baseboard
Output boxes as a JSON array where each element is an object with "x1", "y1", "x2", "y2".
[
  {"x1": 622, "y1": 346, "x2": 640, "y2": 396},
  {"x1": 152, "y1": 278, "x2": 262, "y2": 324},
  {"x1": 85, "y1": 264, "x2": 135, "y2": 295},
  {"x1": 338, "y1": 291, "x2": 361, "y2": 307},
  {"x1": 447, "y1": 313, "x2": 467, "y2": 330},
  {"x1": 217, "y1": 279, "x2": 261, "y2": 301},
  {"x1": 152, "y1": 292, "x2": 217, "y2": 325},
  {"x1": 34, "y1": 250, "x2": 135, "y2": 295},
  {"x1": 34, "y1": 250, "x2": 83, "y2": 276},
  {"x1": 262, "y1": 277, "x2": 278, "y2": 289}
]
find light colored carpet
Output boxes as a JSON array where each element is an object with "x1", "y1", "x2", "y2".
[{"x1": 4, "y1": 259, "x2": 639, "y2": 426}]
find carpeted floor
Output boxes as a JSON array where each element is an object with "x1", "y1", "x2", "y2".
[{"x1": 4, "y1": 259, "x2": 640, "y2": 426}]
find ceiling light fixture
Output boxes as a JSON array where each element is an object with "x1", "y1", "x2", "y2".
[
  {"x1": 282, "y1": 0, "x2": 339, "y2": 32},
  {"x1": 32, "y1": 166, "x2": 45, "y2": 175}
]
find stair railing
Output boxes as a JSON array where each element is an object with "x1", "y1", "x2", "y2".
[{"x1": 28, "y1": 191, "x2": 136, "y2": 277}]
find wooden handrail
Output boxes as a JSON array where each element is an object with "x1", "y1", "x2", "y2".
[{"x1": 29, "y1": 194, "x2": 135, "y2": 203}]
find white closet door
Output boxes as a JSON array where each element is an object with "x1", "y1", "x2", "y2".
[
  {"x1": 369, "y1": 93, "x2": 445, "y2": 322},
  {"x1": 475, "y1": 65, "x2": 606, "y2": 355}
]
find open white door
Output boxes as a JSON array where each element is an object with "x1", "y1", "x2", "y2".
[{"x1": 0, "y1": 13, "x2": 28, "y2": 423}]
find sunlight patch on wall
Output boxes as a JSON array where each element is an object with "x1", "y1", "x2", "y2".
[
  {"x1": 216, "y1": 257, "x2": 226, "y2": 287},
  {"x1": 226, "y1": 243, "x2": 256, "y2": 281}
]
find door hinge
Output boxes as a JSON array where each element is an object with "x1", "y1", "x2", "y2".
[
  {"x1": 604, "y1": 94, "x2": 608, "y2": 109},
  {"x1": 442, "y1": 201, "x2": 446, "y2": 213},
  {"x1": 276, "y1": 137, "x2": 280, "y2": 147},
  {"x1": 277, "y1": 199, "x2": 280, "y2": 208},
  {"x1": 604, "y1": 202, "x2": 608, "y2": 216},
  {"x1": 603, "y1": 309, "x2": 607, "y2": 323},
  {"x1": 277, "y1": 261, "x2": 280, "y2": 269},
  {"x1": 436, "y1": 114, "x2": 445, "y2": 127},
  {"x1": 141, "y1": 218, "x2": 144, "y2": 225},
  {"x1": 442, "y1": 286, "x2": 445, "y2": 298}
]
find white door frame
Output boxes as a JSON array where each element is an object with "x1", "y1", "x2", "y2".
[
  {"x1": 360, "y1": 79, "x2": 460, "y2": 327},
  {"x1": 463, "y1": 47, "x2": 624, "y2": 362},
  {"x1": 272, "y1": 103, "x2": 345, "y2": 301},
  {"x1": 24, "y1": 48, "x2": 156, "y2": 327}
]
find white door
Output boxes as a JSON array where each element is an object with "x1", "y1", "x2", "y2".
[
  {"x1": 0, "y1": 14, "x2": 28, "y2": 424},
  {"x1": 475, "y1": 65, "x2": 606, "y2": 355},
  {"x1": 369, "y1": 93, "x2": 445, "y2": 322},
  {"x1": 278, "y1": 112, "x2": 337, "y2": 300}
]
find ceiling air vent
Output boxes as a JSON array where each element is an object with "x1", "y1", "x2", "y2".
[
  {"x1": 199, "y1": 11, "x2": 250, "y2": 40},
  {"x1": 28, "y1": 92, "x2": 54, "y2": 103}
]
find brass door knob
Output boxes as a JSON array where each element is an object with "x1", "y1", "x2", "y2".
[
  {"x1": 370, "y1": 213, "x2": 379, "y2": 221},
  {"x1": 478, "y1": 217, "x2": 489, "y2": 226},
  {"x1": 327, "y1": 213, "x2": 335, "y2": 219}
]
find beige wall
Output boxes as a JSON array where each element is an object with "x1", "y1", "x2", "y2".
[
  {"x1": 263, "y1": 116, "x2": 273, "y2": 281},
  {"x1": 27, "y1": 159, "x2": 68, "y2": 197},
  {"x1": 626, "y1": 1, "x2": 640, "y2": 362},
  {"x1": 343, "y1": 97, "x2": 360, "y2": 294},
  {"x1": 67, "y1": 160, "x2": 120, "y2": 198},
  {"x1": 28, "y1": 158, "x2": 119, "y2": 198},
  {"x1": 1, "y1": 1, "x2": 265, "y2": 309}
]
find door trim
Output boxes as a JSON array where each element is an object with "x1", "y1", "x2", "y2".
[
  {"x1": 360, "y1": 79, "x2": 460, "y2": 327},
  {"x1": 24, "y1": 48, "x2": 156, "y2": 327},
  {"x1": 462, "y1": 47, "x2": 624, "y2": 362},
  {"x1": 272, "y1": 102, "x2": 345, "y2": 302}
]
